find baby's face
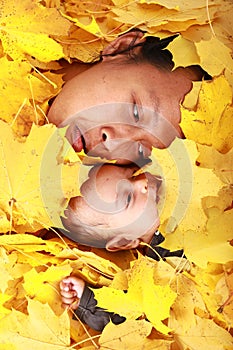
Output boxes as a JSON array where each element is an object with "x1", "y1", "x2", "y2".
[{"x1": 63, "y1": 164, "x2": 160, "y2": 246}]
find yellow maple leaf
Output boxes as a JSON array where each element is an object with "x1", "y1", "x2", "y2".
[
  {"x1": 215, "y1": 267, "x2": 233, "y2": 328},
  {"x1": 163, "y1": 208, "x2": 233, "y2": 268},
  {"x1": 65, "y1": 248, "x2": 122, "y2": 277},
  {"x1": 170, "y1": 274, "x2": 207, "y2": 332},
  {"x1": 0, "y1": 293, "x2": 11, "y2": 319},
  {"x1": 167, "y1": 25, "x2": 233, "y2": 85},
  {"x1": 0, "y1": 209, "x2": 11, "y2": 232},
  {"x1": 61, "y1": 28, "x2": 106, "y2": 63},
  {"x1": 16, "y1": 250, "x2": 62, "y2": 268},
  {"x1": 0, "y1": 57, "x2": 63, "y2": 136},
  {"x1": 62, "y1": 13, "x2": 103, "y2": 38},
  {"x1": 0, "y1": 122, "x2": 80, "y2": 233},
  {"x1": 169, "y1": 314, "x2": 233, "y2": 350},
  {"x1": 181, "y1": 3, "x2": 233, "y2": 51},
  {"x1": 0, "y1": 58, "x2": 36, "y2": 124},
  {"x1": 0, "y1": 299, "x2": 70, "y2": 349},
  {"x1": 23, "y1": 264, "x2": 72, "y2": 313},
  {"x1": 167, "y1": 35, "x2": 200, "y2": 68},
  {"x1": 0, "y1": 0, "x2": 232, "y2": 346},
  {"x1": 0, "y1": 0, "x2": 70, "y2": 62},
  {"x1": 142, "y1": 139, "x2": 232, "y2": 268},
  {"x1": 197, "y1": 145, "x2": 233, "y2": 185},
  {"x1": 112, "y1": 0, "x2": 220, "y2": 30},
  {"x1": 0, "y1": 234, "x2": 66, "y2": 255},
  {"x1": 146, "y1": 138, "x2": 223, "y2": 234},
  {"x1": 99, "y1": 320, "x2": 152, "y2": 349},
  {"x1": 0, "y1": 247, "x2": 17, "y2": 293},
  {"x1": 188, "y1": 262, "x2": 232, "y2": 329},
  {"x1": 93, "y1": 257, "x2": 177, "y2": 335},
  {"x1": 182, "y1": 81, "x2": 202, "y2": 109},
  {"x1": 139, "y1": 0, "x2": 221, "y2": 12},
  {"x1": 195, "y1": 36, "x2": 233, "y2": 89},
  {"x1": 99, "y1": 319, "x2": 172, "y2": 349},
  {"x1": 53, "y1": 0, "x2": 118, "y2": 62},
  {"x1": 180, "y1": 75, "x2": 233, "y2": 153}
]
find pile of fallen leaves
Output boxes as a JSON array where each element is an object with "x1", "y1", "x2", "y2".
[{"x1": 0, "y1": 0, "x2": 232, "y2": 349}]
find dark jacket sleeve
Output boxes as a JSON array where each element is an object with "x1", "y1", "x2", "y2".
[
  {"x1": 73, "y1": 285, "x2": 125, "y2": 332},
  {"x1": 145, "y1": 230, "x2": 184, "y2": 261}
]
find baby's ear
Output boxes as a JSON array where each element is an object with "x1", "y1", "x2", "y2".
[
  {"x1": 106, "y1": 236, "x2": 140, "y2": 252},
  {"x1": 102, "y1": 31, "x2": 145, "y2": 61}
]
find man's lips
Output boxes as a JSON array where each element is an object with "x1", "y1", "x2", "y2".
[{"x1": 71, "y1": 126, "x2": 86, "y2": 152}]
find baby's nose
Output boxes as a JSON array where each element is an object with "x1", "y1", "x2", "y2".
[{"x1": 133, "y1": 174, "x2": 148, "y2": 194}]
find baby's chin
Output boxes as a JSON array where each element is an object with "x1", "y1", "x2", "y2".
[
  {"x1": 61, "y1": 198, "x2": 84, "y2": 228},
  {"x1": 60, "y1": 209, "x2": 75, "y2": 232}
]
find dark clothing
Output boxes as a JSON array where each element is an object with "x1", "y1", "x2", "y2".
[
  {"x1": 145, "y1": 231, "x2": 184, "y2": 260},
  {"x1": 73, "y1": 284, "x2": 125, "y2": 331},
  {"x1": 73, "y1": 231, "x2": 184, "y2": 332}
]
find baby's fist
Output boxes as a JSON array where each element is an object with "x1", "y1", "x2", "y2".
[{"x1": 60, "y1": 276, "x2": 85, "y2": 310}]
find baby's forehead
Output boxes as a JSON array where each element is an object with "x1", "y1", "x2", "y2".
[
  {"x1": 80, "y1": 164, "x2": 138, "y2": 205},
  {"x1": 89, "y1": 164, "x2": 137, "y2": 181}
]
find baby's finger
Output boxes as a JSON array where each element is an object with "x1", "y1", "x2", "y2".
[
  {"x1": 60, "y1": 280, "x2": 68, "y2": 290},
  {"x1": 62, "y1": 299, "x2": 80, "y2": 311},
  {"x1": 60, "y1": 280, "x2": 72, "y2": 292},
  {"x1": 62, "y1": 276, "x2": 74, "y2": 284},
  {"x1": 60, "y1": 290, "x2": 77, "y2": 299},
  {"x1": 61, "y1": 296, "x2": 77, "y2": 305}
]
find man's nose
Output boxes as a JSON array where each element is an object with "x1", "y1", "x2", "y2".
[
  {"x1": 100, "y1": 127, "x2": 115, "y2": 142},
  {"x1": 133, "y1": 174, "x2": 148, "y2": 194}
]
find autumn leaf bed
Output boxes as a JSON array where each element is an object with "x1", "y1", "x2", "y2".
[{"x1": 0, "y1": 0, "x2": 232, "y2": 349}]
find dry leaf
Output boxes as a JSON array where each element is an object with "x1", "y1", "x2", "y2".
[
  {"x1": 0, "y1": 122, "x2": 80, "y2": 233},
  {"x1": 146, "y1": 138, "x2": 223, "y2": 234},
  {"x1": 0, "y1": 0, "x2": 232, "y2": 347},
  {"x1": 0, "y1": 234, "x2": 66, "y2": 255},
  {"x1": 0, "y1": 299, "x2": 70, "y2": 349},
  {"x1": 163, "y1": 208, "x2": 233, "y2": 268},
  {"x1": 0, "y1": 0, "x2": 70, "y2": 62},
  {"x1": 167, "y1": 35, "x2": 200, "y2": 68},
  {"x1": 170, "y1": 274, "x2": 207, "y2": 332},
  {"x1": 195, "y1": 36, "x2": 233, "y2": 89},
  {"x1": 0, "y1": 57, "x2": 64, "y2": 136},
  {"x1": 99, "y1": 319, "x2": 171, "y2": 350},
  {"x1": 0, "y1": 293, "x2": 11, "y2": 319},
  {"x1": 189, "y1": 262, "x2": 232, "y2": 329},
  {"x1": 180, "y1": 75, "x2": 233, "y2": 154},
  {"x1": 169, "y1": 314, "x2": 233, "y2": 350},
  {"x1": 197, "y1": 145, "x2": 233, "y2": 185},
  {"x1": 93, "y1": 257, "x2": 177, "y2": 335},
  {"x1": 23, "y1": 264, "x2": 72, "y2": 313}
]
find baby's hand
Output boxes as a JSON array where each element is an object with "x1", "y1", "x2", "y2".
[{"x1": 60, "y1": 276, "x2": 85, "y2": 310}]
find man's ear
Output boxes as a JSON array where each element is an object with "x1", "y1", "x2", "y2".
[
  {"x1": 106, "y1": 236, "x2": 140, "y2": 252},
  {"x1": 102, "y1": 31, "x2": 145, "y2": 61}
]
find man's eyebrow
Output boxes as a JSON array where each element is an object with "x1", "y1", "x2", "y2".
[
  {"x1": 140, "y1": 93, "x2": 160, "y2": 130},
  {"x1": 149, "y1": 90, "x2": 160, "y2": 115}
]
